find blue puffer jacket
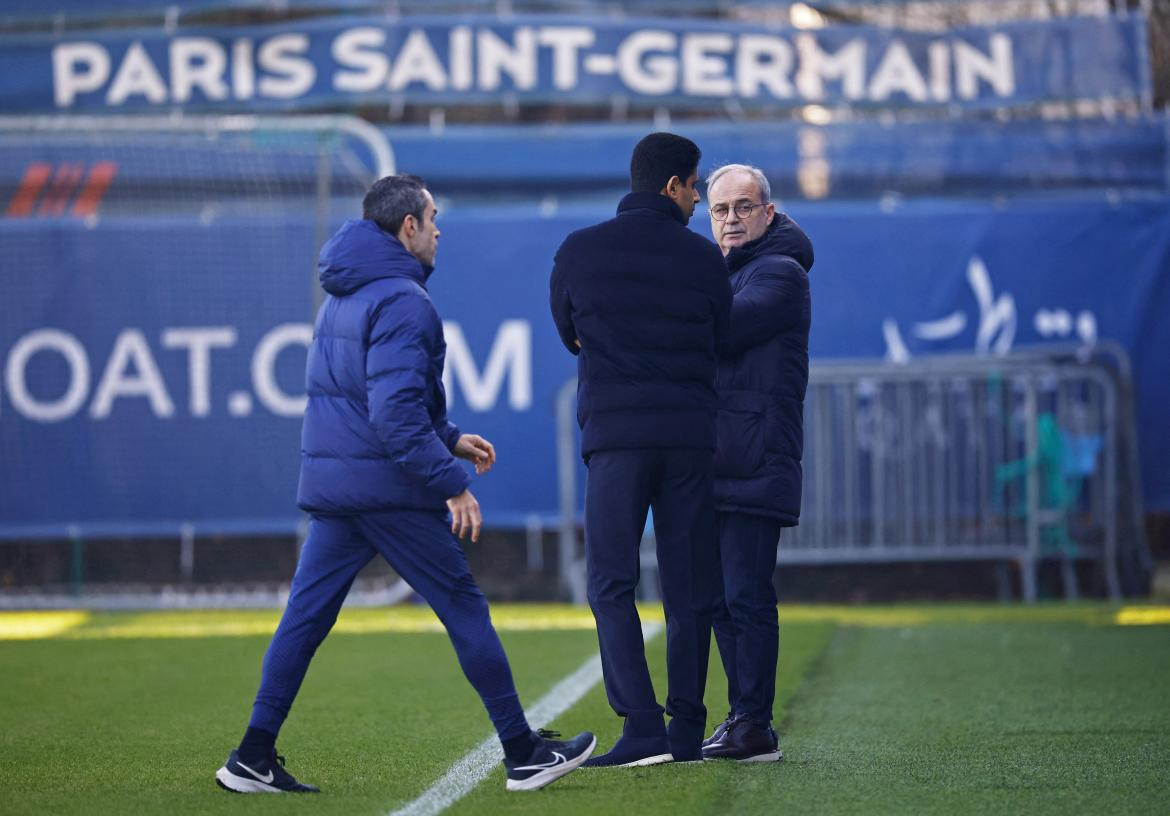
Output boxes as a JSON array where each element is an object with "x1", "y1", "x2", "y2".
[
  {"x1": 713, "y1": 214, "x2": 813, "y2": 525},
  {"x1": 296, "y1": 219, "x2": 470, "y2": 514},
  {"x1": 550, "y1": 193, "x2": 732, "y2": 456}
]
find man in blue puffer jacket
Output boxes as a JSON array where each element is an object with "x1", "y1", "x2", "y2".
[
  {"x1": 698, "y1": 164, "x2": 813, "y2": 764},
  {"x1": 216, "y1": 175, "x2": 595, "y2": 795}
]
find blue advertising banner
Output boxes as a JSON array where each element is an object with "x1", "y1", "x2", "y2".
[
  {"x1": 2, "y1": 194, "x2": 1169, "y2": 538},
  {"x1": 0, "y1": 13, "x2": 1151, "y2": 113}
]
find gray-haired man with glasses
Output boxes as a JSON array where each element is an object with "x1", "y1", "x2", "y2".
[{"x1": 700, "y1": 164, "x2": 814, "y2": 763}]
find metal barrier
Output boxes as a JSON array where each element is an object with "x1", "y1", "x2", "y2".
[{"x1": 555, "y1": 344, "x2": 1149, "y2": 603}]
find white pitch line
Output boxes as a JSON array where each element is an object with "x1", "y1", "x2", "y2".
[{"x1": 387, "y1": 623, "x2": 664, "y2": 816}]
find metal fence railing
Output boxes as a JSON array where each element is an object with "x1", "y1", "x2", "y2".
[{"x1": 555, "y1": 344, "x2": 1150, "y2": 603}]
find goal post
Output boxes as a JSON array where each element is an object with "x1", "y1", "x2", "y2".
[{"x1": 0, "y1": 114, "x2": 408, "y2": 606}]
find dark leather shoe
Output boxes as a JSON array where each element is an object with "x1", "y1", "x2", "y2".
[
  {"x1": 701, "y1": 717, "x2": 782, "y2": 763},
  {"x1": 702, "y1": 715, "x2": 734, "y2": 749}
]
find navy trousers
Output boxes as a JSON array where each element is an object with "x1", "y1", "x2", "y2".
[
  {"x1": 584, "y1": 448, "x2": 718, "y2": 752},
  {"x1": 712, "y1": 511, "x2": 784, "y2": 725},
  {"x1": 249, "y1": 510, "x2": 530, "y2": 741}
]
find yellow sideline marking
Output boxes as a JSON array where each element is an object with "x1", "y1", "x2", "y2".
[
  {"x1": 1115, "y1": 606, "x2": 1170, "y2": 626},
  {"x1": 3, "y1": 603, "x2": 1165, "y2": 641},
  {"x1": 0, "y1": 611, "x2": 90, "y2": 639}
]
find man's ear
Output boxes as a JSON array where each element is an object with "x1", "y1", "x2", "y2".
[
  {"x1": 661, "y1": 175, "x2": 681, "y2": 196},
  {"x1": 398, "y1": 213, "x2": 416, "y2": 243}
]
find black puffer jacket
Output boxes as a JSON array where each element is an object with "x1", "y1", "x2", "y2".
[
  {"x1": 713, "y1": 214, "x2": 813, "y2": 524},
  {"x1": 550, "y1": 192, "x2": 732, "y2": 456}
]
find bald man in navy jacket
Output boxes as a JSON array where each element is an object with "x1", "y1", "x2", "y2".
[{"x1": 550, "y1": 133, "x2": 732, "y2": 767}]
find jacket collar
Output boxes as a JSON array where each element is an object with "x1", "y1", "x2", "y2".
[
  {"x1": 616, "y1": 191, "x2": 687, "y2": 226},
  {"x1": 726, "y1": 213, "x2": 814, "y2": 274}
]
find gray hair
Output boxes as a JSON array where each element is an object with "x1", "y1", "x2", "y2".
[
  {"x1": 705, "y1": 163, "x2": 771, "y2": 203},
  {"x1": 363, "y1": 174, "x2": 429, "y2": 236}
]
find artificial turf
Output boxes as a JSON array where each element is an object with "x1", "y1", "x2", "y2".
[{"x1": 1, "y1": 604, "x2": 1167, "y2": 815}]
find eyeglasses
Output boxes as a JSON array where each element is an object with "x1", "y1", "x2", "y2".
[{"x1": 709, "y1": 202, "x2": 765, "y2": 221}]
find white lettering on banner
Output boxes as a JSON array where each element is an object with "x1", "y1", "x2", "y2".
[
  {"x1": 251, "y1": 323, "x2": 312, "y2": 417},
  {"x1": 795, "y1": 35, "x2": 866, "y2": 101},
  {"x1": 333, "y1": 27, "x2": 389, "y2": 92},
  {"x1": 449, "y1": 26, "x2": 474, "y2": 91},
  {"x1": 49, "y1": 25, "x2": 1026, "y2": 108},
  {"x1": 89, "y1": 329, "x2": 175, "y2": 419},
  {"x1": 52, "y1": 42, "x2": 110, "y2": 107},
  {"x1": 442, "y1": 320, "x2": 532, "y2": 412},
  {"x1": 868, "y1": 41, "x2": 928, "y2": 102},
  {"x1": 1, "y1": 321, "x2": 536, "y2": 421},
  {"x1": 681, "y1": 33, "x2": 734, "y2": 97},
  {"x1": 477, "y1": 27, "x2": 538, "y2": 91},
  {"x1": 4, "y1": 329, "x2": 90, "y2": 422},
  {"x1": 736, "y1": 35, "x2": 795, "y2": 98},
  {"x1": 170, "y1": 37, "x2": 230, "y2": 103},
  {"x1": 257, "y1": 34, "x2": 315, "y2": 99},
  {"x1": 539, "y1": 27, "x2": 595, "y2": 91},
  {"x1": 955, "y1": 34, "x2": 1013, "y2": 99},
  {"x1": 616, "y1": 31, "x2": 678, "y2": 95},
  {"x1": 161, "y1": 327, "x2": 237, "y2": 417},
  {"x1": 880, "y1": 256, "x2": 1095, "y2": 363},
  {"x1": 106, "y1": 42, "x2": 167, "y2": 106},
  {"x1": 232, "y1": 38, "x2": 255, "y2": 99},
  {"x1": 389, "y1": 29, "x2": 447, "y2": 91}
]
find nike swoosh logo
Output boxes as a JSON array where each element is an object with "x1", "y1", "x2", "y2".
[
  {"x1": 514, "y1": 751, "x2": 566, "y2": 772},
  {"x1": 236, "y1": 760, "x2": 275, "y2": 784}
]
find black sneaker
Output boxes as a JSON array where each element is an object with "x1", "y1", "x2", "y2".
[
  {"x1": 701, "y1": 717, "x2": 783, "y2": 763},
  {"x1": 505, "y1": 729, "x2": 597, "y2": 792},
  {"x1": 702, "y1": 715, "x2": 735, "y2": 749},
  {"x1": 583, "y1": 733, "x2": 673, "y2": 767},
  {"x1": 215, "y1": 749, "x2": 320, "y2": 793}
]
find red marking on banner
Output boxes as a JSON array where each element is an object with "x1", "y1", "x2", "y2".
[
  {"x1": 6, "y1": 163, "x2": 52, "y2": 217},
  {"x1": 72, "y1": 162, "x2": 118, "y2": 217},
  {"x1": 39, "y1": 164, "x2": 85, "y2": 216}
]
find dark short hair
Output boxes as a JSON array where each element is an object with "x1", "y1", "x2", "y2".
[
  {"x1": 363, "y1": 174, "x2": 428, "y2": 235},
  {"x1": 629, "y1": 132, "x2": 701, "y2": 194}
]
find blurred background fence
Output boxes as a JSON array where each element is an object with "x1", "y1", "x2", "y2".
[{"x1": 1, "y1": 0, "x2": 1167, "y2": 605}]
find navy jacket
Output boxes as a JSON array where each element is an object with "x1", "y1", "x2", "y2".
[
  {"x1": 550, "y1": 192, "x2": 732, "y2": 456},
  {"x1": 296, "y1": 219, "x2": 470, "y2": 514},
  {"x1": 713, "y1": 214, "x2": 813, "y2": 525}
]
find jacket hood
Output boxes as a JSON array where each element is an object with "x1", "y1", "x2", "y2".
[
  {"x1": 726, "y1": 212, "x2": 814, "y2": 274},
  {"x1": 317, "y1": 219, "x2": 431, "y2": 296}
]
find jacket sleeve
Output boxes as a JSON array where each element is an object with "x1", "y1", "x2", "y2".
[
  {"x1": 367, "y1": 296, "x2": 471, "y2": 499},
  {"x1": 549, "y1": 243, "x2": 581, "y2": 356},
  {"x1": 435, "y1": 419, "x2": 462, "y2": 452},
  {"x1": 711, "y1": 255, "x2": 733, "y2": 350},
  {"x1": 722, "y1": 256, "x2": 808, "y2": 357}
]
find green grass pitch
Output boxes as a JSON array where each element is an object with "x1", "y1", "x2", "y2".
[{"x1": 1, "y1": 604, "x2": 1168, "y2": 815}]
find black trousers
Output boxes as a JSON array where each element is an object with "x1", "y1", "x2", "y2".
[
  {"x1": 712, "y1": 511, "x2": 784, "y2": 724},
  {"x1": 584, "y1": 448, "x2": 718, "y2": 751}
]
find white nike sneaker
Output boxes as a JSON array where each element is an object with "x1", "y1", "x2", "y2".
[
  {"x1": 504, "y1": 729, "x2": 597, "y2": 792},
  {"x1": 215, "y1": 749, "x2": 320, "y2": 793}
]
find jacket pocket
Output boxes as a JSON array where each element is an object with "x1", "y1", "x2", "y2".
[{"x1": 714, "y1": 391, "x2": 767, "y2": 479}]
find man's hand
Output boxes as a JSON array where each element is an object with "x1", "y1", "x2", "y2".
[
  {"x1": 454, "y1": 433, "x2": 496, "y2": 475},
  {"x1": 447, "y1": 489, "x2": 482, "y2": 542}
]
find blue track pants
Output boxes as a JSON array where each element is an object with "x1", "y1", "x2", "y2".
[{"x1": 249, "y1": 510, "x2": 530, "y2": 741}]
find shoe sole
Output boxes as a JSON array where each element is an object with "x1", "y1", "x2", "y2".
[
  {"x1": 702, "y1": 749, "x2": 784, "y2": 763},
  {"x1": 216, "y1": 767, "x2": 283, "y2": 794},
  {"x1": 506, "y1": 735, "x2": 598, "y2": 792},
  {"x1": 616, "y1": 752, "x2": 674, "y2": 768}
]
